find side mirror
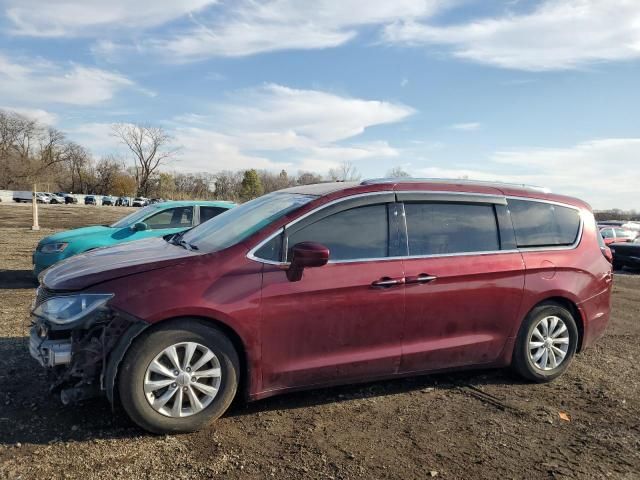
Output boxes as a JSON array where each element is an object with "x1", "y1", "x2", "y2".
[
  {"x1": 286, "y1": 242, "x2": 330, "y2": 282},
  {"x1": 132, "y1": 222, "x2": 148, "y2": 232}
]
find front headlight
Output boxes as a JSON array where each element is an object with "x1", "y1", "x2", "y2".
[
  {"x1": 40, "y1": 242, "x2": 68, "y2": 254},
  {"x1": 33, "y1": 294, "x2": 113, "y2": 325}
]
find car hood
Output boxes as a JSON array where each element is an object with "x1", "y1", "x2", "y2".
[
  {"x1": 40, "y1": 225, "x2": 115, "y2": 244},
  {"x1": 41, "y1": 237, "x2": 199, "y2": 291}
]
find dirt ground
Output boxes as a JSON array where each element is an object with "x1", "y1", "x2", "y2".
[{"x1": 0, "y1": 203, "x2": 639, "y2": 479}]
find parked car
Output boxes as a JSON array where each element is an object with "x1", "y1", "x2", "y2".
[
  {"x1": 102, "y1": 195, "x2": 115, "y2": 206},
  {"x1": 46, "y1": 193, "x2": 66, "y2": 204},
  {"x1": 29, "y1": 179, "x2": 612, "y2": 434},
  {"x1": 55, "y1": 192, "x2": 78, "y2": 204},
  {"x1": 32, "y1": 200, "x2": 235, "y2": 275},
  {"x1": 115, "y1": 196, "x2": 131, "y2": 207},
  {"x1": 149, "y1": 198, "x2": 166, "y2": 204},
  {"x1": 132, "y1": 197, "x2": 149, "y2": 207},
  {"x1": 599, "y1": 226, "x2": 637, "y2": 245},
  {"x1": 609, "y1": 238, "x2": 640, "y2": 270},
  {"x1": 84, "y1": 195, "x2": 97, "y2": 205}
]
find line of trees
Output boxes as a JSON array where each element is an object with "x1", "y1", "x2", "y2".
[{"x1": 0, "y1": 108, "x2": 400, "y2": 202}]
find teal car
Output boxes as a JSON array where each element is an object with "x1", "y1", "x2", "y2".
[{"x1": 33, "y1": 200, "x2": 235, "y2": 276}]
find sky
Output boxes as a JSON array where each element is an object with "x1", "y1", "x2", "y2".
[{"x1": 0, "y1": 0, "x2": 639, "y2": 210}]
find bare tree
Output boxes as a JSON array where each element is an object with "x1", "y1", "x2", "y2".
[
  {"x1": 296, "y1": 171, "x2": 323, "y2": 185},
  {"x1": 385, "y1": 166, "x2": 412, "y2": 178},
  {"x1": 328, "y1": 160, "x2": 361, "y2": 182},
  {"x1": 111, "y1": 123, "x2": 179, "y2": 196}
]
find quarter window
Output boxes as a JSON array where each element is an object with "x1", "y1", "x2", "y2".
[
  {"x1": 508, "y1": 199, "x2": 580, "y2": 247},
  {"x1": 145, "y1": 207, "x2": 193, "y2": 229},
  {"x1": 287, "y1": 204, "x2": 389, "y2": 261},
  {"x1": 404, "y1": 203, "x2": 500, "y2": 256}
]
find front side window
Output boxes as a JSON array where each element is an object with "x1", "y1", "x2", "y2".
[
  {"x1": 110, "y1": 204, "x2": 157, "y2": 228},
  {"x1": 287, "y1": 204, "x2": 389, "y2": 261},
  {"x1": 144, "y1": 207, "x2": 193, "y2": 229},
  {"x1": 509, "y1": 199, "x2": 580, "y2": 248},
  {"x1": 404, "y1": 202, "x2": 500, "y2": 256}
]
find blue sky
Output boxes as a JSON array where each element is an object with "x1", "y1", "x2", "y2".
[{"x1": 1, "y1": 0, "x2": 639, "y2": 209}]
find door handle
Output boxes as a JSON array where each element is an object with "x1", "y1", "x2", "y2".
[
  {"x1": 371, "y1": 277, "x2": 405, "y2": 288},
  {"x1": 405, "y1": 274, "x2": 437, "y2": 285}
]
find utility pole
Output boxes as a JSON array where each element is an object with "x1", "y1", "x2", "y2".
[{"x1": 32, "y1": 183, "x2": 40, "y2": 231}]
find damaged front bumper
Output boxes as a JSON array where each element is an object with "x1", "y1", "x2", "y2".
[
  {"x1": 29, "y1": 323, "x2": 72, "y2": 367},
  {"x1": 29, "y1": 288, "x2": 147, "y2": 404}
]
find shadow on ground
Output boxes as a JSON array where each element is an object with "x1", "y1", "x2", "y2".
[
  {"x1": 0, "y1": 269, "x2": 37, "y2": 289},
  {"x1": 0, "y1": 334, "x2": 521, "y2": 445}
]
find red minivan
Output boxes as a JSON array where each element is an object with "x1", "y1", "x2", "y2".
[{"x1": 30, "y1": 179, "x2": 613, "y2": 433}]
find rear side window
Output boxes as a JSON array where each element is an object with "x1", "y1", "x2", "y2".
[
  {"x1": 404, "y1": 203, "x2": 500, "y2": 256},
  {"x1": 287, "y1": 204, "x2": 389, "y2": 261},
  {"x1": 200, "y1": 206, "x2": 228, "y2": 224},
  {"x1": 508, "y1": 199, "x2": 580, "y2": 248}
]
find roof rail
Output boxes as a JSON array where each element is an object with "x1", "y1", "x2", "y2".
[{"x1": 360, "y1": 177, "x2": 551, "y2": 193}]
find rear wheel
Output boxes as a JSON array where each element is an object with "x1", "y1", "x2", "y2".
[
  {"x1": 512, "y1": 303, "x2": 578, "y2": 383},
  {"x1": 118, "y1": 320, "x2": 239, "y2": 434}
]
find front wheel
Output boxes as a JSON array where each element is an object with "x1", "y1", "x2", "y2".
[
  {"x1": 117, "y1": 320, "x2": 240, "y2": 434},
  {"x1": 512, "y1": 303, "x2": 578, "y2": 383}
]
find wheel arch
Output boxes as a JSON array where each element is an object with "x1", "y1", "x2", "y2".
[
  {"x1": 106, "y1": 315, "x2": 251, "y2": 407},
  {"x1": 528, "y1": 296, "x2": 585, "y2": 352}
]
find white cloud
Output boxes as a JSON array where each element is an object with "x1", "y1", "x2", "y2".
[
  {"x1": 4, "y1": 0, "x2": 218, "y2": 37},
  {"x1": 450, "y1": 122, "x2": 480, "y2": 131},
  {"x1": 416, "y1": 138, "x2": 640, "y2": 210},
  {"x1": 71, "y1": 84, "x2": 414, "y2": 173},
  {"x1": 0, "y1": 106, "x2": 58, "y2": 125},
  {"x1": 384, "y1": 0, "x2": 640, "y2": 71},
  {"x1": 0, "y1": 53, "x2": 135, "y2": 106},
  {"x1": 147, "y1": 0, "x2": 445, "y2": 60},
  {"x1": 169, "y1": 84, "x2": 413, "y2": 172}
]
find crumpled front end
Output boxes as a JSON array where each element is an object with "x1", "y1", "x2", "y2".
[{"x1": 29, "y1": 286, "x2": 146, "y2": 404}]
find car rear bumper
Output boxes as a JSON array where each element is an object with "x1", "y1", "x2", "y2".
[{"x1": 578, "y1": 286, "x2": 612, "y2": 350}]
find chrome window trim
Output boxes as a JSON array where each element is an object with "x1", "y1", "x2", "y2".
[{"x1": 246, "y1": 191, "x2": 585, "y2": 265}]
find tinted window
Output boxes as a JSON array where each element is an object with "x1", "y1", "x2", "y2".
[
  {"x1": 509, "y1": 199, "x2": 580, "y2": 247},
  {"x1": 287, "y1": 204, "x2": 389, "y2": 261},
  {"x1": 404, "y1": 203, "x2": 499, "y2": 256},
  {"x1": 145, "y1": 207, "x2": 193, "y2": 229},
  {"x1": 200, "y1": 206, "x2": 228, "y2": 224}
]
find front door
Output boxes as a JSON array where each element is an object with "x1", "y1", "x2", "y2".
[
  {"x1": 398, "y1": 200, "x2": 525, "y2": 373},
  {"x1": 258, "y1": 199, "x2": 406, "y2": 393}
]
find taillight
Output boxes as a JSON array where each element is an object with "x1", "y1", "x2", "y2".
[{"x1": 601, "y1": 246, "x2": 613, "y2": 264}]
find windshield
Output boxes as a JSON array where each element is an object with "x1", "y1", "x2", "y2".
[
  {"x1": 182, "y1": 192, "x2": 316, "y2": 253},
  {"x1": 110, "y1": 204, "x2": 158, "y2": 228}
]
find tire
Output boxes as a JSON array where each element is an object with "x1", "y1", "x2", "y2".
[
  {"x1": 117, "y1": 320, "x2": 240, "y2": 434},
  {"x1": 512, "y1": 303, "x2": 579, "y2": 383},
  {"x1": 613, "y1": 260, "x2": 623, "y2": 271}
]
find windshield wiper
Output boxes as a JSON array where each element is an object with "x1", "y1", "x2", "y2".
[{"x1": 168, "y1": 231, "x2": 198, "y2": 251}]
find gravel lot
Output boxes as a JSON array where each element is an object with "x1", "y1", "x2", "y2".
[{"x1": 1, "y1": 203, "x2": 639, "y2": 479}]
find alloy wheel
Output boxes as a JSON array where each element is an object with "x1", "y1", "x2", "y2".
[{"x1": 143, "y1": 342, "x2": 222, "y2": 418}]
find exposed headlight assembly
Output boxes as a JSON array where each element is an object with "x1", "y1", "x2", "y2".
[
  {"x1": 40, "y1": 242, "x2": 68, "y2": 254},
  {"x1": 33, "y1": 294, "x2": 113, "y2": 325}
]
